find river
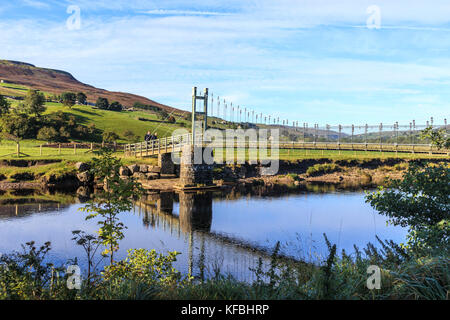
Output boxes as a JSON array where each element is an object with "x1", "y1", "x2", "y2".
[{"x1": 0, "y1": 186, "x2": 407, "y2": 282}]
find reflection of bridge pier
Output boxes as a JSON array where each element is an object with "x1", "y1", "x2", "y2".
[
  {"x1": 134, "y1": 191, "x2": 274, "y2": 281},
  {"x1": 179, "y1": 191, "x2": 212, "y2": 277},
  {"x1": 179, "y1": 192, "x2": 212, "y2": 233}
]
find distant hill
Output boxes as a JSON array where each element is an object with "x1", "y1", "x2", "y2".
[{"x1": 0, "y1": 60, "x2": 183, "y2": 114}]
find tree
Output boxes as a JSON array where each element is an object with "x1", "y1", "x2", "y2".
[
  {"x1": 76, "y1": 92, "x2": 87, "y2": 105},
  {"x1": 79, "y1": 150, "x2": 143, "y2": 264},
  {"x1": 0, "y1": 95, "x2": 10, "y2": 116},
  {"x1": 0, "y1": 113, "x2": 31, "y2": 157},
  {"x1": 24, "y1": 89, "x2": 46, "y2": 117},
  {"x1": 96, "y1": 97, "x2": 109, "y2": 110},
  {"x1": 156, "y1": 110, "x2": 168, "y2": 120},
  {"x1": 102, "y1": 130, "x2": 119, "y2": 143},
  {"x1": 37, "y1": 126, "x2": 59, "y2": 143},
  {"x1": 109, "y1": 101, "x2": 122, "y2": 112},
  {"x1": 366, "y1": 163, "x2": 449, "y2": 253},
  {"x1": 61, "y1": 92, "x2": 77, "y2": 108},
  {"x1": 420, "y1": 126, "x2": 450, "y2": 150}
]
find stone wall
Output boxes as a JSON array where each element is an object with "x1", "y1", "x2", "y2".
[{"x1": 158, "y1": 153, "x2": 175, "y2": 174}]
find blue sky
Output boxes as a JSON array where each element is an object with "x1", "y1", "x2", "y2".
[{"x1": 0, "y1": 0, "x2": 449, "y2": 125}]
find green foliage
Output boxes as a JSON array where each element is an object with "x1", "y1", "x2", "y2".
[
  {"x1": 0, "y1": 113, "x2": 32, "y2": 141},
  {"x1": 0, "y1": 94, "x2": 10, "y2": 116},
  {"x1": 123, "y1": 129, "x2": 137, "y2": 142},
  {"x1": 23, "y1": 89, "x2": 46, "y2": 117},
  {"x1": 102, "y1": 249, "x2": 186, "y2": 287},
  {"x1": 76, "y1": 92, "x2": 87, "y2": 105},
  {"x1": 109, "y1": 101, "x2": 123, "y2": 112},
  {"x1": 61, "y1": 92, "x2": 77, "y2": 108},
  {"x1": 102, "y1": 130, "x2": 119, "y2": 143},
  {"x1": 156, "y1": 110, "x2": 169, "y2": 120},
  {"x1": 0, "y1": 241, "x2": 71, "y2": 300},
  {"x1": 96, "y1": 97, "x2": 109, "y2": 110},
  {"x1": 306, "y1": 163, "x2": 341, "y2": 176},
  {"x1": 366, "y1": 163, "x2": 449, "y2": 253},
  {"x1": 132, "y1": 102, "x2": 161, "y2": 112},
  {"x1": 79, "y1": 150, "x2": 143, "y2": 264},
  {"x1": 37, "y1": 126, "x2": 59, "y2": 142},
  {"x1": 420, "y1": 126, "x2": 450, "y2": 150}
]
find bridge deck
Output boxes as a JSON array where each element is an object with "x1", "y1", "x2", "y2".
[{"x1": 124, "y1": 134, "x2": 449, "y2": 158}]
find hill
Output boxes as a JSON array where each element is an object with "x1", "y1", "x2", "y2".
[{"x1": 0, "y1": 60, "x2": 182, "y2": 113}]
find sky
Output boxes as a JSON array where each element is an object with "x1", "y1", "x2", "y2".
[{"x1": 0, "y1": 0, "x2": 449, "y2": 125}]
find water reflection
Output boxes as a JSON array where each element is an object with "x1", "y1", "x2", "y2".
[{"x1": 0, "y1": 186, "x2": 408, "y2": 281}]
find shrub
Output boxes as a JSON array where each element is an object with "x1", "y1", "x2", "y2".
[
  {"x1": 306, "y1": 163, "x2": 341, "y2": 177},
  {"x1": 102, "y1": 131, "x2": 119, "y2": 143},
  {"x1": 366, "y1": 163, "x2": 449, "y2": 254},
  {"x1": 37, "y1": 126, "x2": 59, "y2": 142}
]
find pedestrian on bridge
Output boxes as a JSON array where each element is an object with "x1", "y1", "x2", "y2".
[{"x1": 144, "y1": 131, "x2": 152, "y2": 142}]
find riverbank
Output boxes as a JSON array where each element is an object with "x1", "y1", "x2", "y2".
[{"x1": 0, "y1": 157, "x2": 448, "y2": 191}]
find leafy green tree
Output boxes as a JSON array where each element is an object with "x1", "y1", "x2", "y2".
[
  {"x1": 0, "y1": 113, "x2": 32, "y2": 156},
  {"x1": 366, "y1": 163, "x2": 449, "y2": 253},
  {"x1": 420, "y1": 126, "x2": 450, "y2": 150},
  {"x1": 76, "y1": 92, "x2": 87, "y2": 105},
  {"x1": 102, "y1": 130, "x2": 119, "y2": 143},
  {"x1": 109, "y1": 101, "x2": 123, "y2": 112},
  {"x1": 0, "y1": 95, "x2": 10, "y2": 116},
  {"x1": 24, "y1": 89, "x2": 46, "y2": 117},
  {"x1": 156, "y1": 110, "x2": 169, "y2": 120},
  {"x1": 96, "y1": 97, "x2": 109, "y2": 110},
  {"x1": 79, "y1": 150, "x2": 143, "y2": 264},
  {"x1": 61, "y1": 92, "x2": 77, "y2": 108},
  {"x1": 37, "y1": 126, "x2": 59, "y2": 143}
]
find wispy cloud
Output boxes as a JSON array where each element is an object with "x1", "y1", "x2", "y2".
[
  {"x1": 142, "y1": 10, "x2": 232, "y2": 16},
  {"x1": 21, "y1": 0, "x2": 50, "y2": 9}
]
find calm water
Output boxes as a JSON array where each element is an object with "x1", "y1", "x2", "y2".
[{"x1": 0, "y1": 187, "x2": 407, "y2": 281}]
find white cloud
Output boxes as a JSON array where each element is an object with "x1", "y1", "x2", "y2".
[{"x1": 1, "y1": 1, "x2": 450, "y2": 123}]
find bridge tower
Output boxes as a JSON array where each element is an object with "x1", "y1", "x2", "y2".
[
  {"x1": 177, "y1": 87, "x2": 215, "y2": 189},
  {"x1": 191, "y1": 87, "x2": 208, "y2": 142}
]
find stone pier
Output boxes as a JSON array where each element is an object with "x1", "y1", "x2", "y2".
[
  {"x1": 158, "y1": 153, "x2": 175, "y2": 174},
  {"x1": 177, "y1": 145, "x2": 214, "y2": 189}
]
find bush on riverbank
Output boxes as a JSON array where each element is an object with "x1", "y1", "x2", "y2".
[{"x1": 306, "y1": 163, "x2": 341, "y2": 176}]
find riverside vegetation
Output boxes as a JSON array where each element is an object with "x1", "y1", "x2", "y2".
[{"x1": 0, "y1": 149, "x2": 448, "y2": 300}]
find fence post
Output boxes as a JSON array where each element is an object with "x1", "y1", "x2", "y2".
[
  {"x1": 365, "y1": 124, "x2": 368, "y2": 152},
  {"x1": 74, "y1": 143, "x2": 77, "y2": 155},
  {"x1": 40, "y1": 144, "x2": 42, "y2": 156},
  {"x1": 58, "y1": 144, "x2": 61, "y2": 155},
  {"x1": 379, "y1": 123, "x2": 383, "y2": 153},
  {"x1": 338, "y1": 125, "x2": 342, "y2": 155}
]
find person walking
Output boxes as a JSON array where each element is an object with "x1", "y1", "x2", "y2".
[{"x1": 144, "y1": 131, "x2": 151, "y2": 142}]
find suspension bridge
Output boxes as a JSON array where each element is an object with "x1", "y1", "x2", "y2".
[{"x1": 124, "y1": 87, "x2": 450, "y2": 158}]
